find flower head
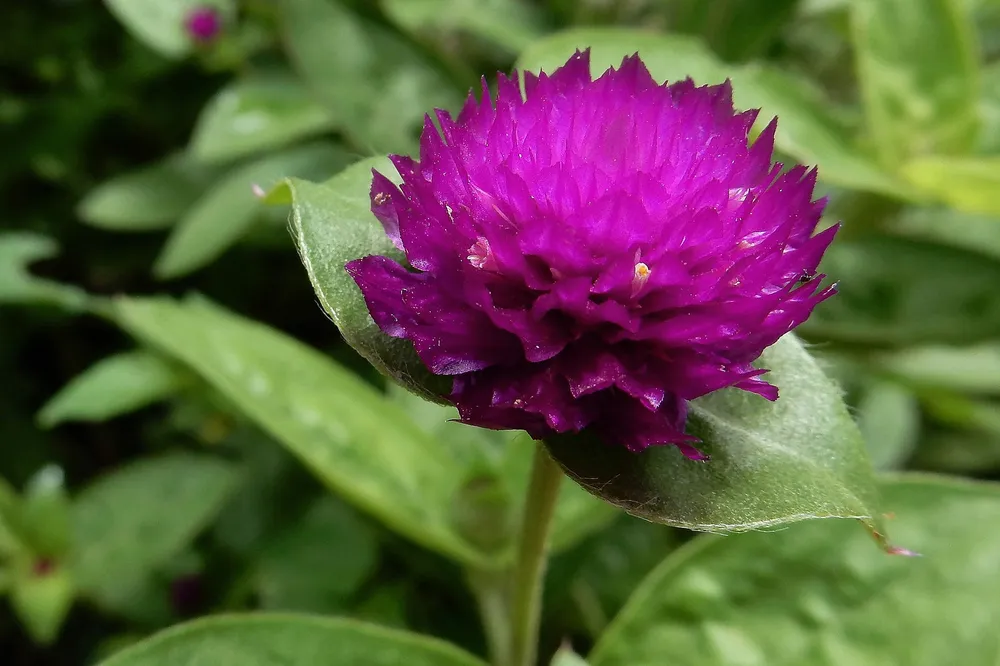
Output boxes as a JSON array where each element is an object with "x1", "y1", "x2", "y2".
[
  {"x1": 347, "y1": 51, "x2": 836, "y2": 458},
  {"x1": 184, "y1": 6, "x2": 222, "y2": 43}
]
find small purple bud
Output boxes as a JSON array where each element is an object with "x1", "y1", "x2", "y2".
[{"x1": 184, "y1": 6, "x2": 222, "y2": 43}]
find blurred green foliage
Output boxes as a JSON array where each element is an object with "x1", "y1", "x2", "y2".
[{"x1": 3, "y1": 0, "x2": 1000, "y2": 665}]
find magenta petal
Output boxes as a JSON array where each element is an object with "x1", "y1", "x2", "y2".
[{"x1": 349, "y1": 49, "x2": 837, "y2": 456}]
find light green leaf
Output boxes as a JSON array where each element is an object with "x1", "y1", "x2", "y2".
[
  {"x1": 111, "y1": 296, "x2": 488, "y2": 566},
  {"x1": 154, "y1": 143, "x2": 352, "y2": 279},
  {"x1": 979, "y1": 61, "x2": 1000, "y2": 152},
  {"x1": 551, "y1": 644, "x2": 590, "y2": 666},
  {"x1": 38, "y1": 351, "x2": 186, "y2": 427},
  {"x1": 0, "y1": 233, "x2": 89, "y2": 311},
  {"x1": 255, "y1": 498, "x2": 379, "y2": 612},
  {"x1": 901, "y1": 155, "x2": 1000, "y2": 216},
  {"x1": 78, "y1": 154, "x2": 217, "y2": 231},
  {"x1": 804, "y1": 235, "x2": 1000, "y2": 345},
  {"x1": 71, "y1": 453, "x2": 239, "y2": 598},
  {"x1": 855, "y1": 379, "x2": 919, "y2": 469},
  {"x1": 11, "y1": 563, "x2": 75, "y2": 645},
  {"x1": 851, "y1": 0, "x2": 980, "y2": 165},
  {"x1": 734, "y1": 66, "x2": 918, "y2": 199},
  {"x1": 590, "y1": 476, "x2": 1000, "y2": 666},
  {"x1": 281, "y1": 0, "x2": 460, "y2": 154},
  {"x1": 95, "y1": 614, "x2": 487, "y2": 666},
  {"x1": 382, "y1": 0, "x2": 544, "y2": 53},
  {"x1": 888, "y1": 206, "x2": 1000, "y2": 262},
  {"x1": 877, "y1": 344, "x2": 1000, "y2": 394},
  {"x1": 544, "y1": 334, "x2": 887, "y2": 543},
  {"x1": 287, "y1": 157, "x2": 450, "y2": 403},
  {"x1": 102, "y1": 0, "x2": 233, "y2": 58},
  {"x1": 516, "y1": 29, "x2": 910, "y2": 198},
  {"x1": 190, "y1": 75, "x2": 337, "y2": 164}
]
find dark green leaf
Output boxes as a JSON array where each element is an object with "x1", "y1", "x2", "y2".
[
  {"x1": 78, "y1": 154, "x2": 217, "y2": 231},
  {"x1": 95, "y1": 614, "x2": 487, "y2": 666},
  {"x1": 544, "y1": 335, "x2": 887, "y2": 543},
  {"x1": 851, "y1": 0, "x2": 980, "y2": 165},
  {"x1": 804, "y1": 235, "x2": 1000, "y2": 345},
  {"x1": 190, "y1": 75, "x2": 337, "y2": 164},
  {"x1": 255, "y1": 498, "x2": 379, "y2": 612},
  {"x1": 281, "y1": 0, "x2": 460, "y2": 154},
  {"x1": 112, "y1": 296, "x2": 488, "y2": 566},
  {"x1": 154, "y1": 143, "x2": 352, "y2": 279},
  {"x1": 71, "y1": 453, "x2": 239, "y2": 599},
  {"x1": 590, "y1": 476, "x2": 1000, "y2": 666},
  {"x1": 287, "y1": 157, "x2": 450, "y2": 403},
  {"x1": 660, "y1": 0, "x2": 800, "y2": 62},
  {"x1": 38, "y1": 351, "x2": 186, "y2": 427},
  {"x1": 0, "y1": 233, "x2": 89, "y2": 311}
]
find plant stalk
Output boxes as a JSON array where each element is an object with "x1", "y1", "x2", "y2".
[{"x1": 508, "y1": 443, "x2": 563, "y2": 666}]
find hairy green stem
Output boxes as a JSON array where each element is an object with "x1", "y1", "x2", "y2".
[{"x1": 509, "y1": 443, "x2": 563, "y2": 666}]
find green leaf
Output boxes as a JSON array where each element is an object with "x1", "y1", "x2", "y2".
[
  {"x1": 515, "y1": 29, "x2": 911, "y2": 199},
  {"x1": 851, "y1": 0, "x2": 980, "y2": 166},
  {"x1": 389, "y1": 386, "x2": 619, "y2": 554},
  {"x1": 659, "y1": 0, "x2": 800, "y2": 62},
  {"x1": 888, "y1": 206, "x2": 1000, "y2": 262},
  {"x1": 978, "y1": 61, "x2": 1000, "y2": 153},
  {"x1": 733, "y1": 66, "x2": 918, "y2": 199},
  {"x1": 111, "y1": 296, "x2": 488, "y2": 566},
  {"x1": 95, "y1": 614, "x2": 487, "y2": 666},
  {"x1": 901, "y1": 155, "x2": 1000, "y2": 216},
  {"x1": 190, "y1": 75, "x2": 337, "y2": 164},
  {"x1": 551, "y1": 644, "x2": 590, "y2": 666},
  {"x1": 551, "y1": 516, "x2": 680, "y2": 638},
  {"x1": 71, "y1": 453, "x2": 239, "y2": 598},
  {"x1": 154, "y1": 143, "x2": 352, "y2": 279},
  {"x1": 38, "y1": 351, "x2": 186, "y2": 427},
  {"x1": 0, "y1": 232, "x2": 89, "y2": 310},
  {"x1": 877, "y1": 344, "x2": 1000, "y2": 394},
  {"x1": 590, "y1": 476, "x2": 1000, "y2": 666},
  {"x1": 281, "y1": 0, "x2": 460, "y2": 154},
  {"x1": 544, "y1": 334, "x2": 887, "y2": 543},
  {"x1": 10, "y1": 563, "x2": 75, "y2": 645},
  {"x1": 78, "y1": 153, "x2": 217, "y2": 231},
  {"x1": 255, "y1": 498, "x2": 379, "y2": 612},
  {"x1": 102, "y1": 0, "x2": 234, "y2": 58},
  {"x1": 382, "y1": 0, "x2": 544, "y2": 53},
  {"x1": 17, "y1": 465, "x2": 72, "y2": 558},
  {"x1": 502, "y1": 438, "x2": 619, "y2": 553},
  {"x1": 855, "y1": 379, "x2": 919, "y2": 469},
  {"x1": 287, "y1": 157, "x2": 450, "y2": 403},
  {"x1": 804, "y1": 235, "x2": 1000, "y2": 345}
]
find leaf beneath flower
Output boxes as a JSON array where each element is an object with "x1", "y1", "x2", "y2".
[{"x1": 544, "y1": 334, "x2": 890, "y2": 547}]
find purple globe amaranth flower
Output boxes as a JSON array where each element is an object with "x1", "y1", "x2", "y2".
[
  {"x1": 185, "y1": 6, "x2": 222, "y2": 43},
  {"x1": 347, "y1": 50, "x2": 837, "y2": 459}
]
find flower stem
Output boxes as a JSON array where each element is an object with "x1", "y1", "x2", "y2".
[
  {"x1": 467, "y1": 568, "x2": 512, "y2": 666},
  {"x1": 509, "y1": 443, "x2": 563, "y2": 666}
]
